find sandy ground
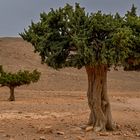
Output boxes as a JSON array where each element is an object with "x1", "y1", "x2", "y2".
[{"x1": 0, "y1": 37, "x2": 140, "y2": 140}]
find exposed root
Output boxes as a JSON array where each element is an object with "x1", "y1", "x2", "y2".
[{"x1": 8, "y1": 98, "x2": 15, "y2": 101}]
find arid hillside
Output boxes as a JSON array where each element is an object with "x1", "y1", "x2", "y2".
[{"x1": 0, "y1": 37, "x2": 140, "y2": 140}]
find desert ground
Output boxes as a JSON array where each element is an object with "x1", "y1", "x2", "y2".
[{"x1": 0, "y1": 37, "x2": 140, "y2": 140}]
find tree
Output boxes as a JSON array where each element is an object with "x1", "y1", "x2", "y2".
[
  {"x1": 0, "y1": 65, "x2": 41, "y2": 101},
  {"x1": 20, "y1": 3, "x2": 139, "y2": 131}
]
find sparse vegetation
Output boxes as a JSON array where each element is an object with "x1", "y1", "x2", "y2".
[{"x1": 0, "y1": 65, "x2": 41, "y2": 101}]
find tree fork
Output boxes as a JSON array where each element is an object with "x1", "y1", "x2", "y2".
[{"x1": 86, "y1": 65, "x2": 113, "y2": 131}]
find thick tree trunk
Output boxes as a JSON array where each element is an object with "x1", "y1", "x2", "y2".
[
  {"x1": 8, "y1": 86, "x2": 15, "y2": 101},
  {"x1": 86, "y1": 65, "x2": 113, "y2": 131}
]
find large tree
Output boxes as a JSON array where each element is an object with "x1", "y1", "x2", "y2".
[{"x1": 20, "y1": 4, "x2": 140, "y2": 131}]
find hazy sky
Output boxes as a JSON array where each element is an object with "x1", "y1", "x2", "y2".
[{"x1": 0, "y1": 0, "x2": 140, "y2": 37}]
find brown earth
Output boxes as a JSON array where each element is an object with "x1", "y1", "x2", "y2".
[{"x1": 0, "y1": 37, "x2": 140, "y2": 140}]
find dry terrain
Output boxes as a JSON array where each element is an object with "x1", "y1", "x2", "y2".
[{"x1": 0, "y1": 37, "x2": 140, "y2": 140}]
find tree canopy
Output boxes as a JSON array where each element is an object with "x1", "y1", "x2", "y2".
[
  {"x1": 0, "y1": 65, "x2": 41, "y2": 88},
  {"x1": 20, "y1": 3, "x2": 140, "y2": 70}
]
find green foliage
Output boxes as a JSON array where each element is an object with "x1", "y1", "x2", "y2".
[
  {"x1": 126, "y1": 4, "x2": 137, "y2": 17},
  {"x1": 0, "y1": 65, "x2": 41, "y2": 87},
  {"x1": 20, "y1": 3, "x2": 140, "y2": 70},
  {"x1": 124, "y1": 5, "x2": 140, "y2": 70}
]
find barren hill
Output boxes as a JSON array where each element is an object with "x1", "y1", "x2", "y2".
[{"x1": 0, "y1": 37, "x2": 139, "y2": 93}]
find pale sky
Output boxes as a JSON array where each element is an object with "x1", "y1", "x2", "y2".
[{"x1": 0, "y1": 0, "x2": 140, "y2": 37}]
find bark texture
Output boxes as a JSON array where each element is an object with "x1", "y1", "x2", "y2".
[
  {"x1": 86, "y1": 65, "x2": 113, "y2": 131},
  {"x1": 9, "y1": 86, "x2": 15, "y2": 101}
]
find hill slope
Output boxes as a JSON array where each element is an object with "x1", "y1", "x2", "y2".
[{"x1": 0, "y1": 37, "x2": 139, "y2": 93}]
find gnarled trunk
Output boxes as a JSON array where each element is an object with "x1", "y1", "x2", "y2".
[
  {"x1": 9, "y1": 86, "x2": 15, "y2": 101},
  {"x1": 86, "y1": 65, "x2": 113, "y2": 131}
]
